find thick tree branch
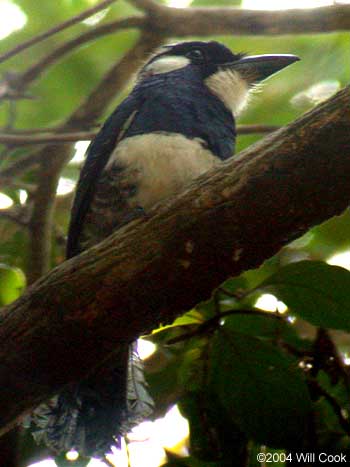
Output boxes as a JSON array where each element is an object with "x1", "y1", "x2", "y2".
[
  {"x1": 2, "y1": 3, "x2": 349, "y2": 100},
  {"x1": 0, "y1": 86, "x2": 349, "y2": 436},
  {"x1": 129, "y1": 0, "x2": 159, "y2": 12},
  {"x1": 151, "y1": 4, "x2": 350, "y2": 36}
]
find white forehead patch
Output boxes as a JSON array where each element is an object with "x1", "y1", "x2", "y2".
[
  {"x1": 205, "y1": 69, "x2": 250, "y2": 117},
  {"x1": 143, "y1": 55, "x2": 190, "y2": 76}
]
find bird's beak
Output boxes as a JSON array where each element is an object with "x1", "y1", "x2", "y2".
[{"x1": 224, "y1": 54, "x2": 300, "y2": 84}]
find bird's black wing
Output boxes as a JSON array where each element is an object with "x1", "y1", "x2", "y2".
[{"x1": 66, "y1": 92, "x2": 142, "y2": 258}]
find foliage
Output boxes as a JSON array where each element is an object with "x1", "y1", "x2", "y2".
[
  {"x1": 0, "y1": 0, "x2": 350, "y2": 466},
  {"x1": 149, "y1": 261, "x2": 350, "y2": 466}
]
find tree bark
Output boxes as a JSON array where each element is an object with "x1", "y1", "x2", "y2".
[
  {"x1": 0, "y1": 86, "x2": 350, "y2": 437},
  {"x1": 151, "y1": 3, "x2": 350, "y2": 36}
]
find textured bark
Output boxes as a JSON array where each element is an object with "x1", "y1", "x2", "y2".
[
  {"x1": 152, "y1": 4, "x2": 350, "y2": 36},
  {"x1": 0, "y1": 86, "x2": 350, "y2": 436}
]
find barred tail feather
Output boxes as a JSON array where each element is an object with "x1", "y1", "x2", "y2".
[
  {"x1": 26, "y1": 342, "x2": 154, "y2": 457},
  {"x1": 122, "y1": 342, "x2": 154, "y2": 433}
]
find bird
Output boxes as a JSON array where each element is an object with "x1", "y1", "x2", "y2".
[{"x1": 27, "y1": 40, "x2": 299, "y2": 458}]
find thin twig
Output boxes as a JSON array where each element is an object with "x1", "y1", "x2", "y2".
[
  {"x1": 309, "y1": 380, "x2": 350, "y2": 435},
  {"x1": 0, "y1": 127, "x2": 86, "y2": 135},
  {"x1": 0, "y1": 123, "x2": 101, "y2": 134},
  {"x1": 0, "y1": 151, "x2": 42, "y2": 181},
  {"x1": 19, "y1": 17, "x2": 144, "y2": 88},
  {"x1": 0, "y1": 131, "x2": 95, "y2": 145},
  {"x1": 0, "y1": 206, "x2": 29, "y2": 227},
  {"x1": 0, "y1": 33, "x2": 163, "y2": 186},
  {"x1": 312, "y1": 328, "x2": 350, "y2": 391},
  {"x1": 0, "y1": 179, "x2": 35, "y2": 192},
  {"x1": 0, "y1": 124, "x2": 277, "y2": 147},
  {"x1": 0, "y1": 100, "x2": 17, "y2": 164},
  {"x1": 166, "y1": 308, "x2": 283, "y2": 344},
  {"x1": 0, "y1": 0, "x2": 119, "y2": 65}
]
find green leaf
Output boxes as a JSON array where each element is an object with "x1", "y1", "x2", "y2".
[
  {"x1": 219, "y1": 275, "x2": 248, "y2": 295},
  {"x1": 174, "y1": 309, "x2": 205, "y2": 326},
  {"x1": 223, "y1": 313, "x2": 312, "y2": 353},
  {"x1": 179, "y1": 338, "x2": 208, "y2": 392},
  {"x1": 179, "y1": 392, "x2": 247, "y2": 465},
  {"x1": 209, "y1": 329, "x2": 311, "y2": 449},
  {"x1": 150, "y1": 308, "x2": 209, "y2": 345},
  {"x1": 179, "y1": 392, "x2": 219, "y2": 462},
  {"x1": 152, "y1": 309, "x2": 205, "y2": 337},
  {"x1": 0, "y1": 263, "x2": 26, "y2": 305},
  {"x1": 146, "y1": 346, "x2": 185, "y2": 415},
  {"x1": 259, "y1": 260, "x2": 350, "y2": 331}
]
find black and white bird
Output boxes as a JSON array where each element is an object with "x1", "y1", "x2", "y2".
[{"x1": 28, "y1": 40, "x2": 299, "y2": 457}]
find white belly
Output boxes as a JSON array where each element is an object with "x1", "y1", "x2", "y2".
[{"x1": 105, "y1": 133, "x2": 218, "y2": 209}]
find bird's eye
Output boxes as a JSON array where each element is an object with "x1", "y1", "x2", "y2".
[{"x1": 186, "y1": 49, "x2": 204, "y2": 62}]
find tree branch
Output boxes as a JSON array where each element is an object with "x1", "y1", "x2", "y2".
[
  {"x1": 153, "y1": 4, "x2": 350, "y2": 36},
  {"x1": 0, "y1": 206, "x2": 29, "y2": 227},
  {"x1": 130, "y1": 0, "x2": 350, "y2": 36},
  {"x1": 3, "y1": 3, "x2": 349, "y2": 100},
  {"x1": 27, "y1": 159, "x2": 64, "y2": 283},
  {"x1": 0, "y1": 31, "x2": 163, "y2": 184},
  {"x1": 0, "y1": 0, "x2": 119, "y2": 65},
  {"x1": 0, "y1": 124, "x2": 277, "y2": 146},
  {"x1": 0, "y1": 85, "x2": 349, "y2": 435},
  {"x1": 0, "y1": 131, "x2": 96, "y2": 145},
  {"x1": 17, "y1": 17, "x2": 144, "y2": 90},
  {"x1": 0, "y1": 1, "x2": 347, "y2": 178},
  {"x1": 129, "y1": 0, "x2": 160, "y2": 12},
  {"x1": 0, "y1": 121, "x2": 275, "y2": 186}
]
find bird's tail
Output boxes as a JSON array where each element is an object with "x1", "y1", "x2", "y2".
[{"x1": 25, "y1": 342, "x2": 154, "y2": 457}]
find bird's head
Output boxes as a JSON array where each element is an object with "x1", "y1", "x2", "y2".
[{"x1": 140, "y1": 41, "x2": 299, "y2": 116}]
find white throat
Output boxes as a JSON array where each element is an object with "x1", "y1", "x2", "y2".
[{"x1": 205, "y1": 69, "x2": 250, "y2": 116}]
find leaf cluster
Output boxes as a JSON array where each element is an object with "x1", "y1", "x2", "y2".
[{"x1": 147, "y1": 261, "x2": 350, "y2": 466}]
